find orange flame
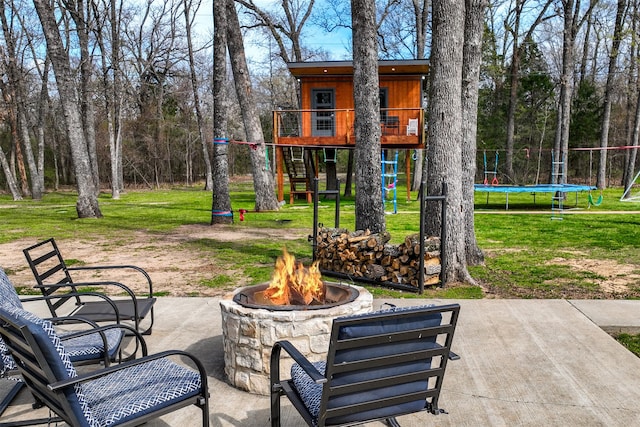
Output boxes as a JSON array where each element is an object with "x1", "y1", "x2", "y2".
[{"x1": 263, "y1": 248, "x2": 325, "y2": 305}]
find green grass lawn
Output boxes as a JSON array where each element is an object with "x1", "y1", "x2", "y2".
[
  {"x1": 1, "y1": 181, "x2": 639, "y2": 300},
  {"x1": 614, "y1": 333, "x2": 640, "y2": 358},
  {"x1": 4, "y1": 181, "x2": 640, "y2": 356}
]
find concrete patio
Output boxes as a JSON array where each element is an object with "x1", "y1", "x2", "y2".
[{"x1": 3, "y1": 296, "x2": 640, "y2": 426}]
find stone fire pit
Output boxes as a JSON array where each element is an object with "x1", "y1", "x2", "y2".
[{"x1": 220, "y1": 283, "x2": 373, "y2": 395}]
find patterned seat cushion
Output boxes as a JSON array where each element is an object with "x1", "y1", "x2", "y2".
[
  {"x1": 82, "y1": 357, "x2": 202, "y2": 426},
  {"x1": 0, "y1": 268, "x2": 23, "y2": 310},
  {"x1": 0, "y1": 339, "x2": 16, "y2": 375},
  {"x1": 291, "y1": 361, "x2": 326, "y2": 426},
  {"x1": 1, "y1": 302, "x2": 202, "y2": 427},
  {"x1": 1, "y1": 268, "x2": 26, "y2": 372},
  {"x1": 61, "y1": 328, "x2": 124, "y2": 362},
  {"x1": 0, "y1": 303, "x2": 99, "y2": 427}
]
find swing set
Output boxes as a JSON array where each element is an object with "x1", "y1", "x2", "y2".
[
  {"x1": 475, "y1": 148, "x2": 597, "y2": 210},
  {"x1": 621, "y1": 169, "x2": 640, "y2": 201},
  {"x1": 482, "y1": 151, "x2": 499, "y2": 185}
]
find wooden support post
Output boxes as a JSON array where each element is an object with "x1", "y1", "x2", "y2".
[
  {"x1": 405, "y1": 150, "x2": 411, "y2": 201},
  {"x1": 274, "y1": 111, "x2": 285, "y2": 202}
]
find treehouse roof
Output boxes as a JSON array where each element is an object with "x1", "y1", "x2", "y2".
[{"x1": 287, "y1": 60, "x2": 429, "y2": 78}]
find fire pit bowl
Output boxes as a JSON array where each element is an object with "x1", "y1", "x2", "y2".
[
  {"x1": 220, "y1": 283, "x2": 373, "y2": 395},
  {"x1": 233, "y1": 281, "x2": 360, "y2": 311}
]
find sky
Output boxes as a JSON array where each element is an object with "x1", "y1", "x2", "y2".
[{"x1": 193, "y1": 0, "x2": 352, "y2": 63}]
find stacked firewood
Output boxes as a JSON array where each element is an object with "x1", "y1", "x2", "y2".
[{"x1": 315, "y1": 227, "x2": 441, "y2": 287}]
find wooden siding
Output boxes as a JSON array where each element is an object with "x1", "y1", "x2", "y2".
[
  {"x1": 379, "y1": 75, "x2": 422, "y2": 110},
  {"x1": 299, "y1": 75, "x2": 422, "y2": 111}
]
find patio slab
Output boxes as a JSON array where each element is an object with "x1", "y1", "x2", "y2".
[{"x1": 3, "y1": 297, "x2": 640, "y2": 426}]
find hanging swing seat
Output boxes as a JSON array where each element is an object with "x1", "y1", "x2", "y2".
[{"x1": 588, "y1": 192, "x2": 603, "y2": 207}]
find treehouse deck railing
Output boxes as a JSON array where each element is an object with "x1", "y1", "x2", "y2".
[{"x1": 273, "y1": 107, "x2": 425, "y2": 149}]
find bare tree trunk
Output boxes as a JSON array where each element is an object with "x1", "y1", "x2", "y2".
[
  {"x1": 184, "y1": 0, "x2": 213, "y2": 191},
  {"x1": 462, "y1": 0, "x2": 486, "y2": 267},
  {"x1": 412, "y1": 0, "x2": 429, "y2": 57},
  {"x1": 0, "y1": 144, "x2": 21, "y2": 200},
  {"x1": 211, "y1": 0, "x2": 233, "y2": 224},
  {"x1": 35, "y1": 58, "x2": 50, "y2": 197},
  {"x1": 352, "y1": 0, "x2": 384, "y2": 234},
  {"x1": 226, "y1": 0, "x2": 279, "y2": 211},
  {"x1": 16, "y1": 107, "x2": 42, "y2": 198},
  {"x1": 94, "y1": 0, "x2": 125, "y2": 199},
  {"x1": 504, "y1": 0, "x2": 523, "y2": 182},
  {"x1": 596, "y1": 0, "x2": 626, "y2": 189},
  {"x1": 344, "y1": 149, "x2": 354, "y2": 197},
  {"x1": 579, "y1": 3, "x2": 594, "y2": 85},
  {"x1": 2, "y1": 91, "x2": 29, "y2": 197},
  {"x1": 554, "y1": 0, "x2": 598, "y2": 185},
  {"x1": 0, "y1": 0, "x2": 43, "y2": 199},
  {"x1": 426, "y1": 0, "x2": 471, "y2": 284},
  {"x1": 65, "y1": 0, "x2": 100, "y2": 194},
  {"x1": 554, "y1": 0, "x2": 576, "y2": 186},
  {"x1": 504, "y1": 0, "x2": 554, "y2": 183},
  {"x1": 623, "y1": 4, "x2": 638, "y2": 193},
  {"x1": 34, "y1": 0, "x2": 102, "y2": 218},
  {"x1": 411, "y1": 0, "x2": 429, "y2": 192}
]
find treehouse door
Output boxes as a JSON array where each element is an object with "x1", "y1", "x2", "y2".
[{"x1": 311, "y1": 89, "x2": 335, "y2": 137}]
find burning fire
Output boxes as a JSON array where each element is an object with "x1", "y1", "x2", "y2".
[{"x1": 264, "y1": 248, "x2": 325, "y2": 305}]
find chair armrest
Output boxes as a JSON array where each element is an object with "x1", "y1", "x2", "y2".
[
  {"x1": 48, "y1": 316, "x2": 102, "y2": 329},
  {"x1": 20, "y1": 292, "x2": 122, "y2": 323},
  {"x1": 67, "y1": 265, "x2": 153, "y2": 297},
  {"x1": 271, "y1": 340, "x2": 326, "y2": 384},
  {"x1": 48, "y1": 350, "x2": 207, "y2": 391},
  {"x1": 36, "y1": 280, "x2": 138, "y2": 301},
  {"x1": 59, "y1": 323, "x2": 148, "y2": 360}
]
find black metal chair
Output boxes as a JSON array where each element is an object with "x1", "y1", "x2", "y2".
[
  {"x1": 0, "y1": 303, "x2": 209, "y2": 427},
  {"x1": 270, "y1": 304, "x2": 460, "y2": 427},
  {"x1": 0, "y1": 267, "x2": 145, "y2": 367},
  {"x1": 0, "y1": 267, "x2": 146, "y2": 426},
  {"x1": 382, "y1": 115, "x2": 400, "y2": 135},
  {"x1": 23, "y1": 238, "x2": 156, "y2": 335}
]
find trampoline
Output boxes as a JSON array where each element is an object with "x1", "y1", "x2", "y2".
[{"x1": 474, "y1": 184, "x2": 596, "y2": 210}]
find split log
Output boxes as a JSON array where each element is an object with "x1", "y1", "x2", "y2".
[{"x1": 315, "y1": 227, "x2": 442, "y2": 289}]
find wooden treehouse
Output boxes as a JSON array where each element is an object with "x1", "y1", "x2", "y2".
[{"x1": 273, "y1": 59, "x2": 429, "y2": 204}]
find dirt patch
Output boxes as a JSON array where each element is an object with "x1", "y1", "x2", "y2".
[
  {"x1": 0, "y1": 225, "x2": 309, "y2": 297},
  {"x1": 3, "y1": 228, "x2": 639, "y2": 299},
  {"x1": 480, "y1": 254, "x2": 640, "y2": 299},
  {"x1": 546, "y1": 257, "x2": 640, "y2": 296}
]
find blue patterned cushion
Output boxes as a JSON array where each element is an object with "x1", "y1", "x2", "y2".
[
  {"x1": 0, "y1": 269, "x2": 25, "y2": 373},
  {"x1": 291, "y1": 361, "x2": 326, "y2": 425},
  {"x1": 0, "y1": 338, "x2": 15, "y2": 375},
  {"x1": 0, "y1": 268, "x2": 23, "y2": 310},
  {"x1": 0, "y1": 304, "x2": 100, "y2": 427},
  {"x1": 62, "y1": 328, "x2": 124, "y2": 362},
  {"x1": 82, "y1": 358, "x2": 202, "y2": 426},
  {"x1": 0, "y1": 267, "x2": 122, "y2": 367}
]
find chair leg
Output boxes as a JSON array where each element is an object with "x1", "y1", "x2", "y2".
[
  {"x1": 200, "y1": 397, "x2": 210, "y2": 427},
  {"x1": 385, "y1": 416, "x2": 401, "y2": 427},
  {"x1": 0, "y1": 381, "x2": 62, "y2": 427},
  {"x1": 270, "y1": 389, "x2": 281, "y2": 427},
  {"x1": 0, "y1": 380, "x2": 23, "y2": 418}
]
